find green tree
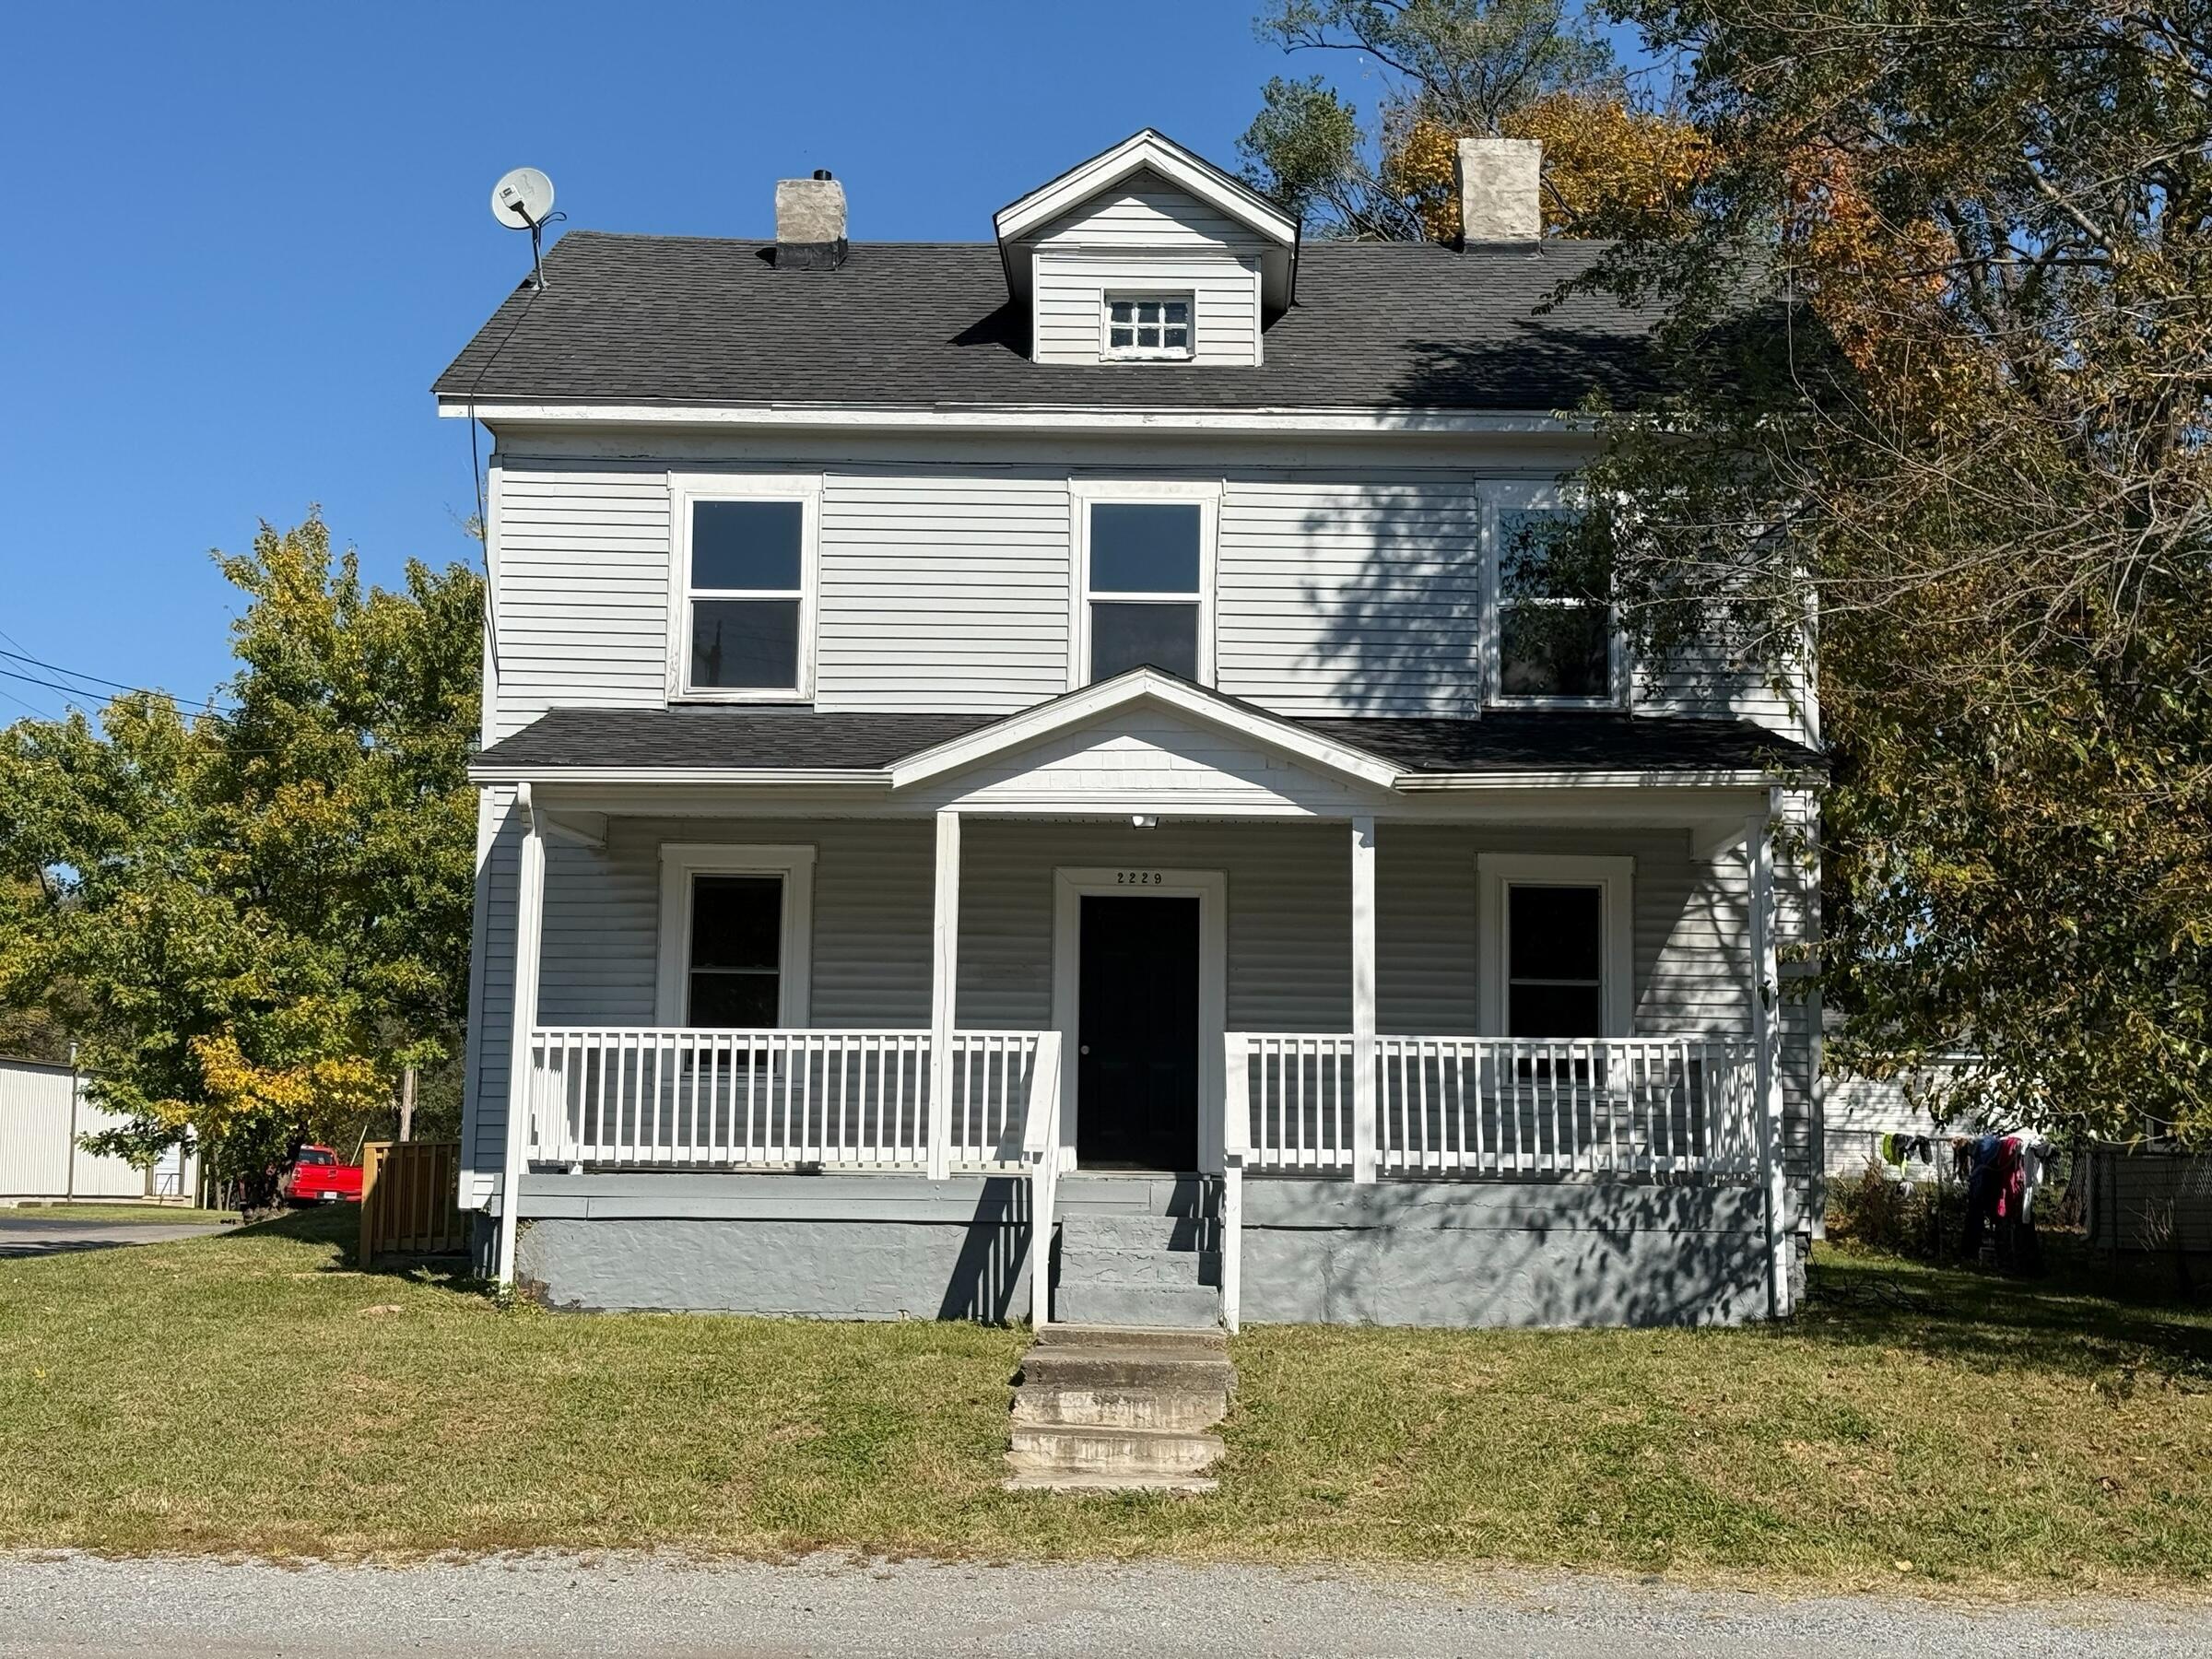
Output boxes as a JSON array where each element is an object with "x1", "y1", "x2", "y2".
[
  {"x1": 0, "y1": 516, "x2": 482, "y2": 1198},
  {"x1": 1568, "y1": 1, "x2": 2212, "y2": 1141},
  {"x1": 1238, "y1": 0, "x2": 1652, "y2": 238}
]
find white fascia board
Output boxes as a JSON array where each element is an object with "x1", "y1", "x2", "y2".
[
  {"x1": 436, "y1": 401, "x2": 1580, "y2": 436},
  {"x1": 993, "y1": 132, "x2": 1297, "y2": 248},
  {"x1": 1394, "y1": 768, "x2": 1787, "y2": 790},
  {"x1": 887, "y1": 669, "x2": 1402, "y2": 792}
]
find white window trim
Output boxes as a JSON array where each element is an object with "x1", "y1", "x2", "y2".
[
  {"x1": 1477, "y1": 853, "x2": 1635, "y2": 1037},
  {"x1": 1100, "y1": 290, "x2": 1196, "y2": 361},
  {"x1": 654, "y1": 842, "x2": 816, "y2": 1027},
  {"x1": 666, "y1": 473, "x2": 821, "y2": 705},
  {"x1": 1479, "y1": 479, "x2": 1629, "y2": 710},
  {"x1": 1067, "y1": 477, "x2": 1219, "y2": 690}
]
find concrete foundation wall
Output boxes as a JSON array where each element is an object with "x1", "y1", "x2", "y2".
[
  {"x1": 515, "y1": 1173, "x2": 1036, "y2": 1320},
  {"x1": 1240, "y1": 1178, "x2": 1771, "y2": 1327},
  {"x1": 513, "y1": 1171, "x2": 1773, "y2": 1327}
]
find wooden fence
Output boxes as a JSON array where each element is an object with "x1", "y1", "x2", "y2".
[{"x1": 359, "y1": 1140, "x2": 468, "y2": 1266}]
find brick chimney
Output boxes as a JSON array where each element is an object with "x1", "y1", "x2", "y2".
[
  {"x1": 774, "y1": 170, "x2": 847, "y2": 270},
  {"x1": 1454, "y1": 138, "x2": 1543, "y2": 242}
]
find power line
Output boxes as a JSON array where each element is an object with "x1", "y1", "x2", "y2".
[{"x1": 0, "y1": 648, "x2": 232, "y2": 716}]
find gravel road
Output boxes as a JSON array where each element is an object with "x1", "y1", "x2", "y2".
[{"x1": 2, "y1": 1553, "x2": 2205, "y2": 1657}]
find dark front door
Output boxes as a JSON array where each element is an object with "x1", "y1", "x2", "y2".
[{"x1": 1076, "y1": 894, "x2": 1200, "y2": 1171}]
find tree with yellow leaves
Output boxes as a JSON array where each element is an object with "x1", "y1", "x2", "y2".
[
  {"x1": 1239, "y1": 0, "x2": 1700, "y2": 241},
  {"x1": 0, "y1": 516, "x2": 481, "y2": 1204},
  {"x1": 1571, "y1": 0, "x2": 2212, "y2": 1143}
]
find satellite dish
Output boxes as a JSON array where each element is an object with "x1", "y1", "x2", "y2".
[{"x1": 491, "y1": 167, "x2": 555, "y2": 229}]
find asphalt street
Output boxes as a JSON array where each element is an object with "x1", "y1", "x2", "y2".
[
  {"x1": 1, "y1": 1553, "x2": 2205, "y2": 1657},
  {"x1": 0, "y1": 1217, "x2": 226, "y2": 1258}
]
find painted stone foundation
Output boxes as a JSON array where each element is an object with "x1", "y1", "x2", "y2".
[
  {"x1": 514, "y1": 1173, "x2": 1035, "y2": 1320},
  {"x1": 509, "y1": 1171, "x2": 1777, "y2": 1327},
  {"x1": 1237, "y1": 1179, "x2": 1773, "y2": 1327}
]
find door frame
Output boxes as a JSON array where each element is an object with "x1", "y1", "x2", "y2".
[{"x1": 1052, "y1": 865, "x2": 1228, "y2": 1176}]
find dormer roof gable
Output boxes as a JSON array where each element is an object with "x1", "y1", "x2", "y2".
[{"x1": 993, "y1": 129, "x2": 1299, "y2": 315}]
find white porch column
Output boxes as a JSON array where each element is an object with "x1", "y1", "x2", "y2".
[
  {"x1": 1746, "y1": 787, "x2": 1791, "y2": 1318},
  {"x1": 927, "y1": 809, "x2": 961, "y2": 1182},
  {"x1": 496, "y1": 784, "x2": 546, "y2": 1288},
  {"x1": 1350, "y1": 814, "x2": 1378, "y2": 1183}
]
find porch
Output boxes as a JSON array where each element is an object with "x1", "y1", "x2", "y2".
[
  {"x1": 515, "y1": 1025, "x2": 1765, "y2": 1329},
  {"x1": 475, "y1": 676, "x2": 1812, "y2": 1328}
]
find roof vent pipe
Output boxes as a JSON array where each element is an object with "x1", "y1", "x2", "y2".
[
  {"x1": 1454, "y1": 138, "x2": 1544, "y2": 243},
  {"x1": 775, "y1": 171, "x2": 848, "y2": 270}
]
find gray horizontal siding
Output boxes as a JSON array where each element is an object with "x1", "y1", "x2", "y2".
[
  {"x1": 491, "y1": 467, "x2": 670, "y2": 743},
  {"x1": 489, "y1": 454, "x2": 1809, "y2": 729},
  {"x1": 1217, "y1": 479, "x2": 1484, "y2": 718},
  {"x1": 1032, "y1": 178, "x2": 1268, "y2": 252},
  {"x1": 465, "y1": 812, "x2": 1818, "y2": 1220},
  {"x1": 1034, "y1": 252, "x2": 1262, "y2": 367},
  {"x1": 817, "y1": 471, "x2": 1072, "y2": 712}
]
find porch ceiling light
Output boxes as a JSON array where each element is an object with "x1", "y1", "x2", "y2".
[{"x1": 1131, "y1": 814, "x2": 1159, "y2": 829}]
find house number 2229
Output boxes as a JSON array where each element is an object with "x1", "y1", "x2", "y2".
[{"x1": 1116, "y1": 870, "x2": 1165, "y2": 886}]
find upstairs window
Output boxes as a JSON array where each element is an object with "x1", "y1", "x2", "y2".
[
  {"x1": 1078, "y1": 496, "x2": 1213, "y2": 683},
  {"x1": 671, "y1": 478, "x2": 818, "y2": 701},
  {"x1": 1492, "y1": 504, "x2": 1617, "y2": 705},
  {"x1": 1104, "y1": 293, "x2": 1194, "y2": 359}
]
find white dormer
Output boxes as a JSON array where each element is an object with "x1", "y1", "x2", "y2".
[{"x1": 994, "y1": 130, "x2": 1299, "y2": 369}]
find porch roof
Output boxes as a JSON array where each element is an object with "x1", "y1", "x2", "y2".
[{"x1": 471, "y1": 700, "x2": 1823, "y2": 786}]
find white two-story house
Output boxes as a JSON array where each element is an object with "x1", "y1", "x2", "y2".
[{"x1": 439, "y1": 130, "x2": 1825, "y2": 1330}]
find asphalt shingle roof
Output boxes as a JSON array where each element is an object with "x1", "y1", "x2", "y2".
[
  {"x1": 473, "y1": 705, "x2": 1821, "y2": 778},
  {"x1": 433, "y1": 234, "x2": 1655, "y2": 412}
]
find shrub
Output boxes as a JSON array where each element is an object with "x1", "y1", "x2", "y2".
[{"x1": 1827, "y1": 1163, "x2": 1963, "y2": 1260}]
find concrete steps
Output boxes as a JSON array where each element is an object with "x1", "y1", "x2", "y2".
[
  {"x1": 1004, "y1": 1325, "x2": 1233, "y2": 1494},
  {"x1": 1053, "y1": 1209, "x2": 1222, "y2": 1330}
]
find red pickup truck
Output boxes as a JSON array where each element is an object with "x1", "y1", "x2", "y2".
[{"x1": 279, "y1": 1146, "x2": 364, "y2": 1206}]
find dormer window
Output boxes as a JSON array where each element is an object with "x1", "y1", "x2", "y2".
[{"x1": 1104, "y1": 293, "x2": 1193, "y2": 359}]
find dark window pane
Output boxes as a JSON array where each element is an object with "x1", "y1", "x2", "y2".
[
  {"x1": 1164, "y1": 326, "x2": 1189, "y2": 348},
  {"x1": 688, "y1": 970, "x2": 780, "y2": 1028},
  {"x1": 690, "y1": 876, "x2": 782, "y2": 971},
  {"x1": 1111, "y1": 300, "x2": 1133, "y2": 323},
  {"x1": 1508, "y1": 982, "x2": 1605, "y2": 1039},
  {"x1": 1109, "y1": 326, "x2": 1134, "y2": 347},
  {"x1": 691, "y1": 598, "x2": 799, "y2": 688},
  {"x1": 1500, "y1": 605, "x2": 1610, "y2": 698},
  {"x1": 1509, "y1": 885, "x2": 1603, "y2": 981},
  {"x1": 1090, "y1": 602, "x2": 1198, "y2": 680},
  {"x1": 1164, "y1": 300, "x2": 1189, "y2": 324},
  {"x1": 1498, "y1": 509, "x2": 1590, "y2": 599},
  {"x1": 1138, "y1": 325, "x2": 1159, "y2": 347},
  {"x1": 1090, "y1": 503, "x2": 1200, "y2": 592},
  {"x1": 692, "y1": 500, "x2": 803, "y2": 590}
]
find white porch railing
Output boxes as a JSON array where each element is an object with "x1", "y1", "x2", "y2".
[
  {"x1": 1229, "y1": 1033, "x2": 1759, "y2": 1180},
  {"x1": 525, "y1": 1028, "x2": 1052, "y2": 1171}
]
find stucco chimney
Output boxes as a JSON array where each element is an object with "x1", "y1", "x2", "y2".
[
  {"x1": 774, "y1": 170, "x2": 847, "y2": 270},
  {"x1": 1454, "y1": 138, "x2": 1544, "y2": 242}
]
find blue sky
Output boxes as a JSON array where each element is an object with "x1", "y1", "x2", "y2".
[{"x1": 0, "y1": 1, "x2": 1319, "y2": 721}]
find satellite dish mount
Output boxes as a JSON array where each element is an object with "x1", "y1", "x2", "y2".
[{"x1": 490, "y1": 167, "x2": 559, "y2": 289}]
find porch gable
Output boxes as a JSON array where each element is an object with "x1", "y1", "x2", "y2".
[{"x1": 889, "y1": 670, "x2": 1398, "y2": 816}]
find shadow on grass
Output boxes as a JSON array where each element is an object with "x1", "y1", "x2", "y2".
[
  {"x1": 1800, "y1": 1237, "x2": 2212, "y2": 1385},
  {"x1": 220, "y1": 1205, "x2": 497, "y2": 1299}
]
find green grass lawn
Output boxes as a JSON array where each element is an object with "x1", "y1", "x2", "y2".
[
  {"x1": 3, "y1": 1207, "x2": 2209, "y2": 1588},
  {"x1": 4, "y1": 1203, "x2": 239, "y2": 1224}
]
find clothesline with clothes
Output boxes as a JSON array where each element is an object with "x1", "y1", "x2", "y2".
[{"x1": 1877, "y1": 1131, "x2": 2057, "y2": 1257}]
